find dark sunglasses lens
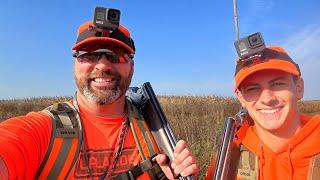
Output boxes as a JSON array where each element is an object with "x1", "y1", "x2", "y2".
[
  {"x1": 78, "y1": 52, "x2": 100, "y2": 62},
  {"x1": 77, "y1": 51, "x2": 126, "y2": 64},
  {"x1": 107, "y1": 54, "x2": 121, "y2": 63}
]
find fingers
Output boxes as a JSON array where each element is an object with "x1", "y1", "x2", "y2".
[
  {"x1": 156, "y1": 140, "x2": 200, "y2": 179},
  {"x1": 172, "y1": 145, "x2": 192, "y2": 167},
  {"x1": 171, "y1": 140, "x2": 200, "y2": 177},
  {"x1": 174, "y1": 139, "x2": 187, "y2": 155},
  {"x1": 172, "y1": 152, "x2": 198, "y2": 175},
  {"x1": 180, "y1": 163, "x2": 199, "y2": 177}
]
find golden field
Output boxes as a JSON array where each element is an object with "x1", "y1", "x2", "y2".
[{"x1": 1, "y1": 96, "x2": 320, "y2": 178}]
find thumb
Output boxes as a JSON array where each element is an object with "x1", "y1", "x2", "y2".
[{"x1": 156, "y1": 154, "x2": 175, "y2": 179}]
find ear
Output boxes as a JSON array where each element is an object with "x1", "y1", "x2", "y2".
[
  {"x1": 295, "y1": 77, "x2": 304, "y2": 100},
  {"x1": 128, "y1": 59, "x2": 134, "y2": 78},
  {"x1": 235, "y1": 89, "x2": 246, "y2": 108},
  {"x1": 131, "y1": 59, "x2": 135, "y2": 73}
]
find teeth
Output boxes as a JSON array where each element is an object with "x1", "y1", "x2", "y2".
[
  {"x1": 259, "y1": 108, "x2": 279, "y2": 114},
  {"x1": 93, "y1": 78, "x2": 113, "y2": 82}
]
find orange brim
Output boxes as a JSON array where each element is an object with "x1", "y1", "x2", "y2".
[
  {"x1": 234, "y1": 59, "x2": 300, "y2": 91},
  {"x1": 72, "y1": 36, "x2": 134, "y2": 54}
]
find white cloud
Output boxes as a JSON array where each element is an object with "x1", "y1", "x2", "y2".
[{"x1": 280, "y1": 24, "x2": 320, "y2": 100}]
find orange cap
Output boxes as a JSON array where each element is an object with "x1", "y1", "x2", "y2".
[
  {"x1": 72, "y1": 21, "x2": 135, "y2": 54},
  {"x1": 234, "y1": 46, "x2": 301, "y2": 91}
]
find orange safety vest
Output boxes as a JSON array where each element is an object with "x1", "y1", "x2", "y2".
[
  {"x1": 35, "y1": 99, "x2": 165, "y2": 180},
  {"x1": 236, "y1": 146, "x2": 320, "y2": 180},
  {"x1": 207, "y1": 121, "x2": 320, "y2": 180}
]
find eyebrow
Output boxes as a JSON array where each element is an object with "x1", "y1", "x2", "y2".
[
  {"x1": 240, "y1": 76, "x2": 288, "y2": 90},
  {"x1": 269, "y1": 76, "x2": 288, "y2": 84},
  {"x1": 239, "y1": 83, "x2": 259, "y2": 91}
]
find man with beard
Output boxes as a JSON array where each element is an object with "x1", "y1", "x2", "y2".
[
  {"x1": 206, "y1": 46, "x2": 320, "y2": 179},
  {"x1": 0, "y1": 21, "x2": 199, "y2": 179}
]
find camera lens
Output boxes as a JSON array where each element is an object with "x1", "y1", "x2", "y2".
[
  {"x1": 108, "y1": 9, "x2": 120, "y2": 21},
  {"x1": 248, "y1": 33, "x2": 262, "y2": 47},
  {"x1": 252, "y1": 37, "x2": 258, "y2": 43}
]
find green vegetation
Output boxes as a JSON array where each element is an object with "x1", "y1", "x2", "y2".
[{"x1": 1, "y1": 96, "x2": 320, "y2": 179}]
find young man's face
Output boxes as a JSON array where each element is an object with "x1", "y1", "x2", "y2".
[
  {"x1": 74, "y1": 47, "x2": 134, "y2": 105},
  {"x1": 236, "y1": 69, "x2": 304, "y2": 134}
]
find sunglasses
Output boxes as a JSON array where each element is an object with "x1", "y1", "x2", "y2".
[{"x1": 72, "y1": 49, "x2": 132, "y2": 64}]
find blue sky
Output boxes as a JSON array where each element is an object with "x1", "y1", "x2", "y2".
[{"x1": 0, "y1": 0, "x2": 319, "y2": 100}]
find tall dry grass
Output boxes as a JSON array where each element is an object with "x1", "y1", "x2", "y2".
[
  {"x1": 158, "y1": 96, "x2": 240, "y2": 176},
  {"x1": 1, "y1": 96, "x2": 320, "y2": 178},
  {"x1": 0, "y1": 96, "x2": 72, "y2": 120},
  {"x1": 298, "y1": 100, "x2": 320, "y2": 115}
]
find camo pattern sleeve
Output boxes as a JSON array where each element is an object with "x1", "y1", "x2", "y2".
[{"x1": 0, "y1": 111, "x2": 52, "y2": 179}]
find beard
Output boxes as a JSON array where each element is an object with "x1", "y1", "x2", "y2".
[{"x1": 75, "y1": 67, "x2": 133, "y2": 105}]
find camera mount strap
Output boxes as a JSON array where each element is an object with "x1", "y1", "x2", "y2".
[
  {"x1": 75, "y1": 26, "x2": 135, "y2": 52},
  {"x1": 234, "y1": 47, "x2": 301, "y2": 76}
]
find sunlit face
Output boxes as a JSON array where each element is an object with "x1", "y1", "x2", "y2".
[
  {"x1": 236, "y1": 70, "x2": 304, "y2": 134},
  {"x1": 74, "y1": 47, "x2": 134, "y2": 105}
]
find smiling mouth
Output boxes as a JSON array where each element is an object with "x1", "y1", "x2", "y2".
[
  {"x1": 90, "y1": 76, "x2": 119, "y2": 88},
  {"x1": 93, "y1": 77, "x2": 115, "y2": 83},
  {"x1": 258, "y1": 106, "x2": 284, "y2": 115},
  {"x1": 259, "y1": 108, "x2": 280, "y2": 114}
]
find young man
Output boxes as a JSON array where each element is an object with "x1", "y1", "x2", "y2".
[
  {"x1": 0, "y1": 20, "x2": 199, "y2": 179},
  {"x1": 206, "y1": 46, "x2": 320, "y2": 179}
]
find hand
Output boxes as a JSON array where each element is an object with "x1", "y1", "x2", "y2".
[{"x1": 156, "y1": 140, "x2": 199, "y2": 179}]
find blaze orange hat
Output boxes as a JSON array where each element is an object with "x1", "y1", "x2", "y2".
[
  {"x1": 234, "y1": 46, "x2": 301, "y2": 91},
  {"x1": 72, "y1": 21, "x2": 135, "y2": 54}
]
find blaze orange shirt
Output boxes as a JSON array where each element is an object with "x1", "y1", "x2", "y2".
[{"x1": 0, "y1": 103, "x2": 150, "y2": 179}]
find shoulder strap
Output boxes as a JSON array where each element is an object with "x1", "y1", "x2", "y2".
[
  {"x1": 308, "y1": 153, "x2": 320, "y2": 180},
  {"x1": 36, "y1": 102, "x2": 82, "y2": 180},
  {"x1": 126, "y1": 98, "x2": 160, "y2": 159},
  {"x1": 116, "y1": 99, "x2": 165, "y2": 180},
  {"x1": 237, "y1": 145, "x2": 258, "y2": 180}
]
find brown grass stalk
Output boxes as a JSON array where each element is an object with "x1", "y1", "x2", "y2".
[{"x1": 1, "y1": 96, "x2": 320, "y2": 179}]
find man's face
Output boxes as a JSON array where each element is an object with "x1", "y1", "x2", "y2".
[
  {"x1": 74, "y1": 47, "x2": 134, "y2": 105},
  {"x1": 236, "y1": 70, "x2": 304, "y2": 134}
]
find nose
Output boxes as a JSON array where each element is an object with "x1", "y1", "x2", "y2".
[
  {"x1": 259, "y1": 88, "x2": 278, "y2": 106},
  {"x1": 94, "y1": 54, "x2": 114, "y2": 70}
]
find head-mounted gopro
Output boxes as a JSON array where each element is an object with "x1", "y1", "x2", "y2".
[
  {"x1": 94, "y1": 7, "x2": 120, "y2": 30},
  {"x1": 234, "y1": 32, "x2": 265, "y2": 60}
]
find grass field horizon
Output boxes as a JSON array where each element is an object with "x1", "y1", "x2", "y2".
[{"x1": 1, "y1": 96, "x2": 320, "y2": 178}]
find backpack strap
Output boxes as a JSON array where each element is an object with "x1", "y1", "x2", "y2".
[
  {"x1": 308, "y1": 153, "x2": 320, "y2": 180},
  {"x1": 127, "y1": 99, "x2": 160, "y2": 159},
  {"x1": 115, "y1": 99, "x2": 166, "y2": 180},
  {"x1": 237, "y1": 145, "x2": 258, "y2": 180},
  {"x1": 36, "y1": 102, "x2": 82, "y2": 180},
  {"x1": 36, "y1": 98, "x2": 164, "y2": 179},
  {"x1": 116, "y1": 158, "x2": 166, "y2": 180}
]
